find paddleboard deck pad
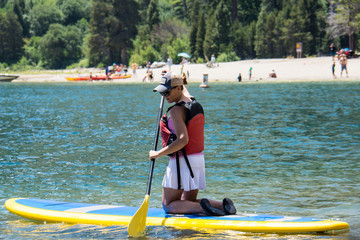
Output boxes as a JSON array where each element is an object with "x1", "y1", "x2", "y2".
[{"x1": 5, "y1": 198, "x2": 349, "y2": 233}]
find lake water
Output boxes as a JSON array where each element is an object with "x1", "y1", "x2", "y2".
[{"x1": 0, "y1": 81, "x2": 359, "y2": 239}]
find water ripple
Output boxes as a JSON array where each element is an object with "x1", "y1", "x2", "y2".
[{"x1": 0, "y1": 82, "x2": 359, "y2": 239}]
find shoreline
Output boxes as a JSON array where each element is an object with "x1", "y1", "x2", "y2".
[{"x1": 11, "y1": 56, "x2": 360, "y2": 83}]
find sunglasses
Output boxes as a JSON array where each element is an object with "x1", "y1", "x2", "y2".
[{"x1": 160, "y1": 87, "x2": 177, "y2": 97}]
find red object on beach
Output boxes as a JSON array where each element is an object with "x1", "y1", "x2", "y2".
[{"x1": 66, "y1": 75, "x2": 132, "y2": 81}]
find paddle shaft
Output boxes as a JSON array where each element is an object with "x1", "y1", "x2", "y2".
[{"x1": 146, "y1": 96, "x2": 165, "y2": 195}]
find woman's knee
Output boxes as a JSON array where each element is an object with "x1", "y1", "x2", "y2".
[{"x1": 162, "y1": 201, "x2": 175, "y2": 214}]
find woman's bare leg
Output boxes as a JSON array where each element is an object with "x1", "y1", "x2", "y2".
[
  {"x1": 182, "y1": 190, "x2": 223, "y2": 210},
  {"x1": 163, "y1": 187, "x2": 224, "y2": 214},
  {"x1": 162, "y1": 187, "x2": 204, "y2": 214}
]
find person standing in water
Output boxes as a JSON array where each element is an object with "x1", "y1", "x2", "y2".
[{"x1": 150, "y1": 72, "x2": 237, "y2": 216}]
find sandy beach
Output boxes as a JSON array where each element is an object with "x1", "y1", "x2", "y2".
[{"x1": 13, "y1": 56, "x2": 360, "y2": 83}]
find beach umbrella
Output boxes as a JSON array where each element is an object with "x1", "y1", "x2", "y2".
[{"x1": 177, "y1": 52, "x2": 191, "y2": 58}]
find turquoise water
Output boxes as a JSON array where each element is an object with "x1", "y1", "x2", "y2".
[{"x1": 0, "y1": 81, "x2": 359, "y2": 239}]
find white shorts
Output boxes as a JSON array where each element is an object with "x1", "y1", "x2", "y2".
[{"x1": 162, "y1": 153, "x2": 206, "y2": 191}]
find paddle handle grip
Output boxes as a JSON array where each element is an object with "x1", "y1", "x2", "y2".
[{"x1": 146, "y1": 96, "x2": 165, "y2": 196}]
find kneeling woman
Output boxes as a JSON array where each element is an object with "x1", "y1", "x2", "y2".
[{"x1": 150, "y1": 72, "x2": 236, "y2": 216}]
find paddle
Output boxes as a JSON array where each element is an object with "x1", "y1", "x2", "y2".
[{"x1": 128, "y1": 96, "x2": 165, "y2": 237}]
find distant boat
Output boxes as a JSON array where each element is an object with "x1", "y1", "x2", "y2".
[
  {"x1": 0, "y1": 74, "x2": 19, "y2": 82},
  {"x1": 66, "y1": 74, "x2": 132, "y2": 81}
]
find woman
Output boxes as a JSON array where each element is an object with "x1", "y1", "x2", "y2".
[{"x1": 150, "y1": 72, "x2": 236, "y2": 216}]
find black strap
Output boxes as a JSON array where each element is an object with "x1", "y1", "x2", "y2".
[
  {"x1": 182, "y1": 149, "x2": 194, "y2": 178},
  {"x1": 176, "y1": 152, "x2": 181, "y2": 190},
  {"x1": 175, "y1": 149, "x2": 194, "y2": 190}
]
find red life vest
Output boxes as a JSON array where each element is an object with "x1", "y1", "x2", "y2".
[{"x1": 160, "y1": 98, "x2": 205, "y2": 156}]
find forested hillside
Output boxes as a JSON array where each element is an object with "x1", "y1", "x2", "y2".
[{"x1": 0, "y1": 0, "x2": 359, "y2": 70}]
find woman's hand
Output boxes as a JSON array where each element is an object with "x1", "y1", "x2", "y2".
[
  {"x1": 148, "y1": 106, "x2": 188, "y2": 161},
  {"x1": 149, "y1": 150, "x2": 159, "y2": 160}
]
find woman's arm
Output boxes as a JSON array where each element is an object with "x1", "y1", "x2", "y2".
[{"x1": 149, "y1": 106, "x2": 188, "y2": 160}]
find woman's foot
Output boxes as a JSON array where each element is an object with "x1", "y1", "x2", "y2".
[
  {"x1": 222, "y1": 198, "x2": 237, "y2": 215},
  {"x1": 200, "y1": 199, "x2": 224, "y2": 216}
]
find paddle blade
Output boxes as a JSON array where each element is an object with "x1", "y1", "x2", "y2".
[{"x1": 127, "y1": 195, "x2": 150, "y2": 237}]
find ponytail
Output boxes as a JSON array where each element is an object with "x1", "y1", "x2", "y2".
[{"x1": 182, "y1": 72, "x2": 188, "y2": 85}]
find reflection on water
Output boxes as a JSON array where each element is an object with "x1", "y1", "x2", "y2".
[{"x1": 1, "y1": 81, "x2": 359, "y2": 239}]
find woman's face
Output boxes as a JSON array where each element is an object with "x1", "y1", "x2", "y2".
[{"x1": 161, "y1": 86, "x2": 181, "y2": 103}]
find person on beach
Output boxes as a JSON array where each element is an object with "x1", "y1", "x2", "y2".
[
  {"x1": 269, "y1": 70, "x2": 277, "y2": 78},
  {"x1": 150, "y1": 73, "x2": 237, "y2": 216},
  {"x1": 339, "y1": 53, "x2": 348, "y2": 77},
  {"x1": 115, "y1": 64, "x2": 122, "y2": 75},
  {"x1": 332, "y1": 61, "x2": 336, "y2": 79},
  {"x1": 167, "y1": 56, "x2": 172, "y2": 71},
  {"x1": 237, "y1": 73, "x2": 242, "y2": 82},
  {"x1": 211, "y1": 54, "x2": 216, "y2": 64},
  {"x1": 131, "y1": 62, "x2": 138, "y2": 78},
  {"x1": 143, "y1": 69, "x2": 154, "y2": 82},
  {"x1": 108, "y1": 63, "x2": 116, "y2": 75},
  {"x1": 249, "y1": 67, "x2": 252, "y2": 80},
  {"x1": 329, "y1": 43, "x2": 336, "y2": 60},
  {"x1": 336, "y1": 49, "x2": 342, "y2": 60}
]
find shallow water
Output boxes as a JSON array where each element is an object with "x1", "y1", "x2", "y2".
[{"x1": 0, "y1": 81, "x2": 359, "y2": 239}]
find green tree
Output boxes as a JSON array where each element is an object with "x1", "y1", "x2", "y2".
[
  {"x1": 203, "y1": 14, "x2": 217, "y2": 59},
  {"x1": 0, "y1": 11, "x2": 24, "y2": 64},
  {"x1": 233, "y1": 20, "x2": 256, "y2": 59},
  {"x1": 130, "y1": 38, "x2": 160, "y2": 66},
  {"x1": 214, "y1": 0, "x2": 232, "y2": 51},
  {"x1": 112, "y1": 0, "x2": 140, "y2": 63},
  {"x1": 166, "y1": 37, "x2": 190, "y2": 63},
  {"x1": 231, "y1": 0, "x2": 237, "y2": 22},
  {"x1": 206, "y1": 0, "x2": 221, "y2": 13},
  {"x1": 13, "y1": 0, "x2": 30, "y2": 37},
  {"x1": 261, "y1": 0, "x2": 283, "y2": 10},
  {"x1": 28, "y1": 3, "x2": 63, "y2": 36},
  {"x1": 150, "y1": 18, "x2": 187, "y2": 51},
  {"x1": 237, "y1": 0, "x2": 262, "y2": 24},
  {"x1": 57, "y1": 0, "x2": 91, "y2": 25},
  {"x1": 24, "y1": 36, "x2": 42, "y2": 66},
  {"x1": 300, "y1": 0, "x2": 326, "y2": 55},
  {"x1": 138, "y1": 0, "x2": 150, "y2": 23},
  {"x1": 255, "y1": 0, "x2": 318, "y2": 58},
  {"x1": 158, "y1": 0, "x2": 174, "y2": 21},
  {"x1": 75, "y1": 18, "x2": 89, "y2": 36},
  {"x1": 328, "y1": 0, "x2": 360, "y2": 50},
  {"x1": 272, "y1": 10, "x2": 286, "y2": 57},
  {"x1": 188, "y1": 0, "x2": 200, "y2": 58},
  {"x1": 171, "y1": 0, "x2": 189, "y2": 20},
  {"x1": 89, "y1": 0, "x2": 139, "y2": 66},
  {"x1": 280, "y1": 3, "x2": 312, "y2": 57},
  {"x1": 0, "y1": 0, "x2": 6, "y2": 8},
  {"x1": 88, "y1": 0, "x2": 111, "y2": 66},
  {"x1": 195, "y1": 11, "x2": 205, "y2": 59},
  {"x1": 39, "y1": 24, "x2": 82, "y2": 68},
  {"x1": 147, "y1": 0, "x2": 160, "y2": 31},
  {"x1": 254, "y1": 5, "x2": 269, "y2": 57}
]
